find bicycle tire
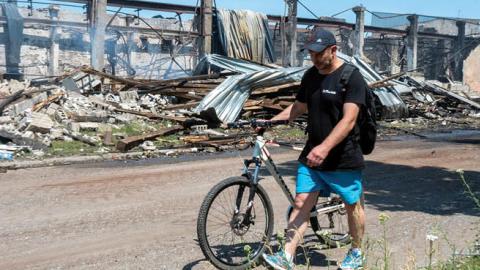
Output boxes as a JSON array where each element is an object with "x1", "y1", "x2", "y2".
[
  {"x1": 197, "y1": 176, "x2": 274, "y2": 270},
  {"x1": 286, "y1": 199, "x2": 351, "y2": 248},
  {"x1": 310, "y1": 199, "x2": 351, "y2": 247}
]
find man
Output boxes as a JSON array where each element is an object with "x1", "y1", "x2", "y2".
[{"x1": 262, "y1": 28, "x2": 367, "y2": 270}]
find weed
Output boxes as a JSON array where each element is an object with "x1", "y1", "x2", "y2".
[
  {"x1": 243, "y1": 245, "x2": 257, "y2": 269},
  {"x1": 48, "y1": 140, "x2": 97, "y2": 156},
  {"x1": 379, "y1": 212, "x2": 392, "y2": 270},
  {"x1": 456, "y1": 169, "x2": 480, "y2": 209}
]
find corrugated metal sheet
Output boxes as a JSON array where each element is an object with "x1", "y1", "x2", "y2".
[
  {"x1": 193, "y1": 54, "x2": 268, "y2": 75},
  {"x1": 195, "y1": 53, "x2": 409, "y2": 122},
  {"x1": 212, "y1": 9, "x2": 275, "y2": 63},
  {"x1": 337, "y1": 52, "x2": 409, "y2": 119},
  {"x1": 194, "y1": 54, "x2": 305, "y2": 122}
]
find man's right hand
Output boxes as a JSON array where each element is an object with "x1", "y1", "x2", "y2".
[{"x1": 255, "y1": 119, "x2": 268, "y2": 135}]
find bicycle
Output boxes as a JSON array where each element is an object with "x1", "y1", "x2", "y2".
[{"x1": 196, "y1": 119, "x2": 351, "y2": 270}]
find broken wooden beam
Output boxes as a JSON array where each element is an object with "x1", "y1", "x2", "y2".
[
  {"x1": 423, "y1": 82, "x2": 480, "y2": 110},
  {"x1": 32, "y1": 92, "x2": 64, "y2": 112},
  {"x1": 116, "y1": 126, "x2": 183, "y2": 152},
  {"x1": 171, "y1": 93, "x2": 204, "y2": 101},
  {"x1": 368, "y1": 71, "x2": 406, "y2": 89},
  {"x1": 164, "y1": 102, "x2": 200, "y2": 110},
  {"x1": 251, "y1": 82, "x2": 300, "y2": 95},
  {"x1": 0, "y1": 90, "x2": 24, "y2": 115},
  {"x1": 261, "y1": 103, "x2": 284, "y2": 111},
  {"x1": 135, "y1": 72, "x2": 235, "y2": 86},
  {"x1": 109, "y1": 106, "x2": 187, "y2": 123},
  {"x1": 81, "y1": 67, "x2": 143, "y2": 87},
  {"x1": 83, "y1": 67, "x2": 234, "y2": 92}
]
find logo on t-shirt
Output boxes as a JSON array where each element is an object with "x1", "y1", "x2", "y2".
[{"x1": 322, "y1": 89, "x2": 336, "y2": 95}]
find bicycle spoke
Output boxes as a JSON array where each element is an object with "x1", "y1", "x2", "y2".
[
  {"x1": 217, "y1": 191, "x2": 234, "y2": 216},
  {"x1": 208, "y1": 206, "x2": 232, "y2": 222},
  {"x1": 198, "y1": 179, "x2": 272, "y2": 268}
]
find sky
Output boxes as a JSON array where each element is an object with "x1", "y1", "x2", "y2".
[{"x1": 11, "y1": 0, "x2": 480, "y2": 24}]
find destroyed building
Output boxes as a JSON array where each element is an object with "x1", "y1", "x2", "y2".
[{"x1": 0, "y1": 1, "x2": 479, "y2": 162}]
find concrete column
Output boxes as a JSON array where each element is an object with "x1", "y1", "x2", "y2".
[
  {"x1": 3, "y1": 3, "x2": 24, "y2": 79},
  {"x1": 126, "y1": 16, "x2": 136, "y2": 69},
  {"x1": 454, "y1": 20, "x2": 466, "y2": 81},
  {"x1": 389, "y1": 39, "x2": 401, "y2": 75},
  {"x1": 48, "y1": 5, "x2": 60, "y2": 76},
  {"x1": 199, "y1": 0, "x2": 212, "y2": 59},
  {"x1": 89, "y1": 0, "x2": 107, "y2": 70},
  {"x1": 433, "y1": 39, "x2": 446, "y2": 79},
  {"x1": 352, "y1": 6, "x2": 365, "y2": 58},
  {"x1": 286, "y1": 0, "x2": 297, "y2": 66},
  {"x1": 407, "y1": 15, "x2": 419, "y2": 71},
  {"x1": 280, "y1": 17, "x2": 287, "y2": 67}
]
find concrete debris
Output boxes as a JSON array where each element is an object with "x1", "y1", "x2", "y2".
[
  {"x1": 63, "y1": 128, "x2": 99, "y2": 146},
  {"x1": 119, "y1": 90, "x2": 139, "y2": 103},
  {"x1": 11, "y1": 92, "x2": 48, "y2": 116},
  {"x1": 26, "y1": 112, "x2": 54, "y2": 133},
  {"x1": 139, "y1": 141, "x2": 156, "y2": 151},
  {"x1": 0, "y1": 51, "x2": 479, "y2": 162},
  {"x1": 0, "y1": 80, "x2": 29, "y2": 96},
  {"x1": 62, "y1": 72, "x2": 102, "y2": 93}
]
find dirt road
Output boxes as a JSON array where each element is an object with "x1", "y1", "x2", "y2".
[{"x1": 1, "y1": 135, "x2": 479, "y2": 269}]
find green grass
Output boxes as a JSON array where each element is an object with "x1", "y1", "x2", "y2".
[
  {"x1": 110, "y1": 120, "x2": 181, "y2": 150},
  {"x1": 47, "y1": 140, "x2": 99, "y2": 156},
  {"x1": 433, "y1": 256, "x2": 480, "y2": 270},
  {"x1": 112, "y1": 120, "x2": 174, "y2": 137},
  {"x1": 271, "y1": 125, "x2": 306, "y2": 141},
  {"x1": 154, "y1": 134, "x2": 182, "y2": 148}
]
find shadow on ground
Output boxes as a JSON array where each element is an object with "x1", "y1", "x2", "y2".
[
  {"x1": 274, "y1": 159, "x2": 479, "y2": 217},
  {"x1": 186, "y1": 136, "x2": 479, "y2": 269}
]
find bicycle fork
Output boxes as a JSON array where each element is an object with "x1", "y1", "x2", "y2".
[{"x1": 233, "y1": 158, "x2": 262, "y2": 227}]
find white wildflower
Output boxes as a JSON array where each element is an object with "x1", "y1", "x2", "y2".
[{"x1": 426, "y1": 234, "x2": 438, "y2": 242}]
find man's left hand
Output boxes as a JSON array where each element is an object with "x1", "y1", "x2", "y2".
[{"x1": 306, "y1": 145, "x2": 329, "y2": 167}]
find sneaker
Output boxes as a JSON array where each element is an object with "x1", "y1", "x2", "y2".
[
  {"x1": 339, "y1": 248, "x2": 364, "y2": 270},
  {"x1": 262, "y1": 250, "x2": 294, "y2": 270}
]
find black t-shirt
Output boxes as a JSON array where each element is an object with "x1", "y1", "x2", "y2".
[{"x1": 296, "y1": 63, "x2": 367, "y2": 171}]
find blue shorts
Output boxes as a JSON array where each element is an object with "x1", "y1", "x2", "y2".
[{"x1": 296, "y1": 163, "x2": 363, "y2": 205}]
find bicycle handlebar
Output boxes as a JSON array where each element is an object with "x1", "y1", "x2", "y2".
[{"x1": 226, "y1": 119, "x2": 290, "y2": 129}]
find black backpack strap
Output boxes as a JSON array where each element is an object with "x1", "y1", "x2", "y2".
[
  {"x1": 339, "y1": 63, "x2": 357, "y2": 89},
  {"x1": 339, "y1": 64, "x2": 362, "y2": 141}
]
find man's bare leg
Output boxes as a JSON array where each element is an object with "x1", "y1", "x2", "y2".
[
  {"x1": 285, "y1": 191, "x2": 320, "y2": 256},
  {"x1": 345, "y1": 198, "x2": 365, "y2": 248}
]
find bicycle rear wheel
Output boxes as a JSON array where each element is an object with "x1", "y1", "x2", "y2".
[
  {"x1": 310, "y1": 196, "x2": 351, "y2": 247},
  {"x1": 197, "y1": 176, "x2": 274, "y2": 270}
]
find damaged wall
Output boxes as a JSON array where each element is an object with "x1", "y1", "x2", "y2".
[
  {"x1": 0, "y1": 7, "x2": 195, "y2": 79},
  {"x1": 463, "y1": 44, "x2": 480, "y2": 92}
]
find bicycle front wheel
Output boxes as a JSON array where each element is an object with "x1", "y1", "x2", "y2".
[{"x1": 197, "y1": 176, "x2": 274, "y2": 270}]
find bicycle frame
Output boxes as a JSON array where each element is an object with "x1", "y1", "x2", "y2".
[
  {"x1": 241, "y1": 135, "x2": 295, "y2": 207},
  {"x1": 238, "y1": 135, "x2": 345, "y2": 220}
]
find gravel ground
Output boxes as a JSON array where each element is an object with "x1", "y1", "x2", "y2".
[{"x1": 0, "y1": 134, "x2": 479, "y2": 270}]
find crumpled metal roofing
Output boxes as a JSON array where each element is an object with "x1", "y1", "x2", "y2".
[
  {"x1": 212, "y1": 9, "x2": 275, "y2": 63},
  {"x1": 337, "y1": 52, "x2": 409, "y2": 119},
  {"x1": 195, "y1": 53, "x2": 409, "y2": 123},
  {"x1": 194, "y1": 54, "x2": 305, "y2": 123},
  {"x1": 193, "y1": 54, "x2": 269, "y2": 75}
]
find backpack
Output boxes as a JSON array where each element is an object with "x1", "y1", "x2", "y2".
[{"x1": 339, "y1": 64, "x2": 377, "y2": 155}]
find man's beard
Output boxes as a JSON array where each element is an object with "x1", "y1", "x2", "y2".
[{"x1": 316, "y1": 58, "x2": 333, "y2": 71}]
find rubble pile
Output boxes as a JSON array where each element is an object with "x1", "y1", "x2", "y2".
[
  {"x1": 382, "y1": 76, "x2": 480, "y2": 133},
  {"x1": 0, "y1": 54, "x2": 479, "y2": 162},
  {"x1": 0, "y1": 68, "x2": 258, "y2": 160}
]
